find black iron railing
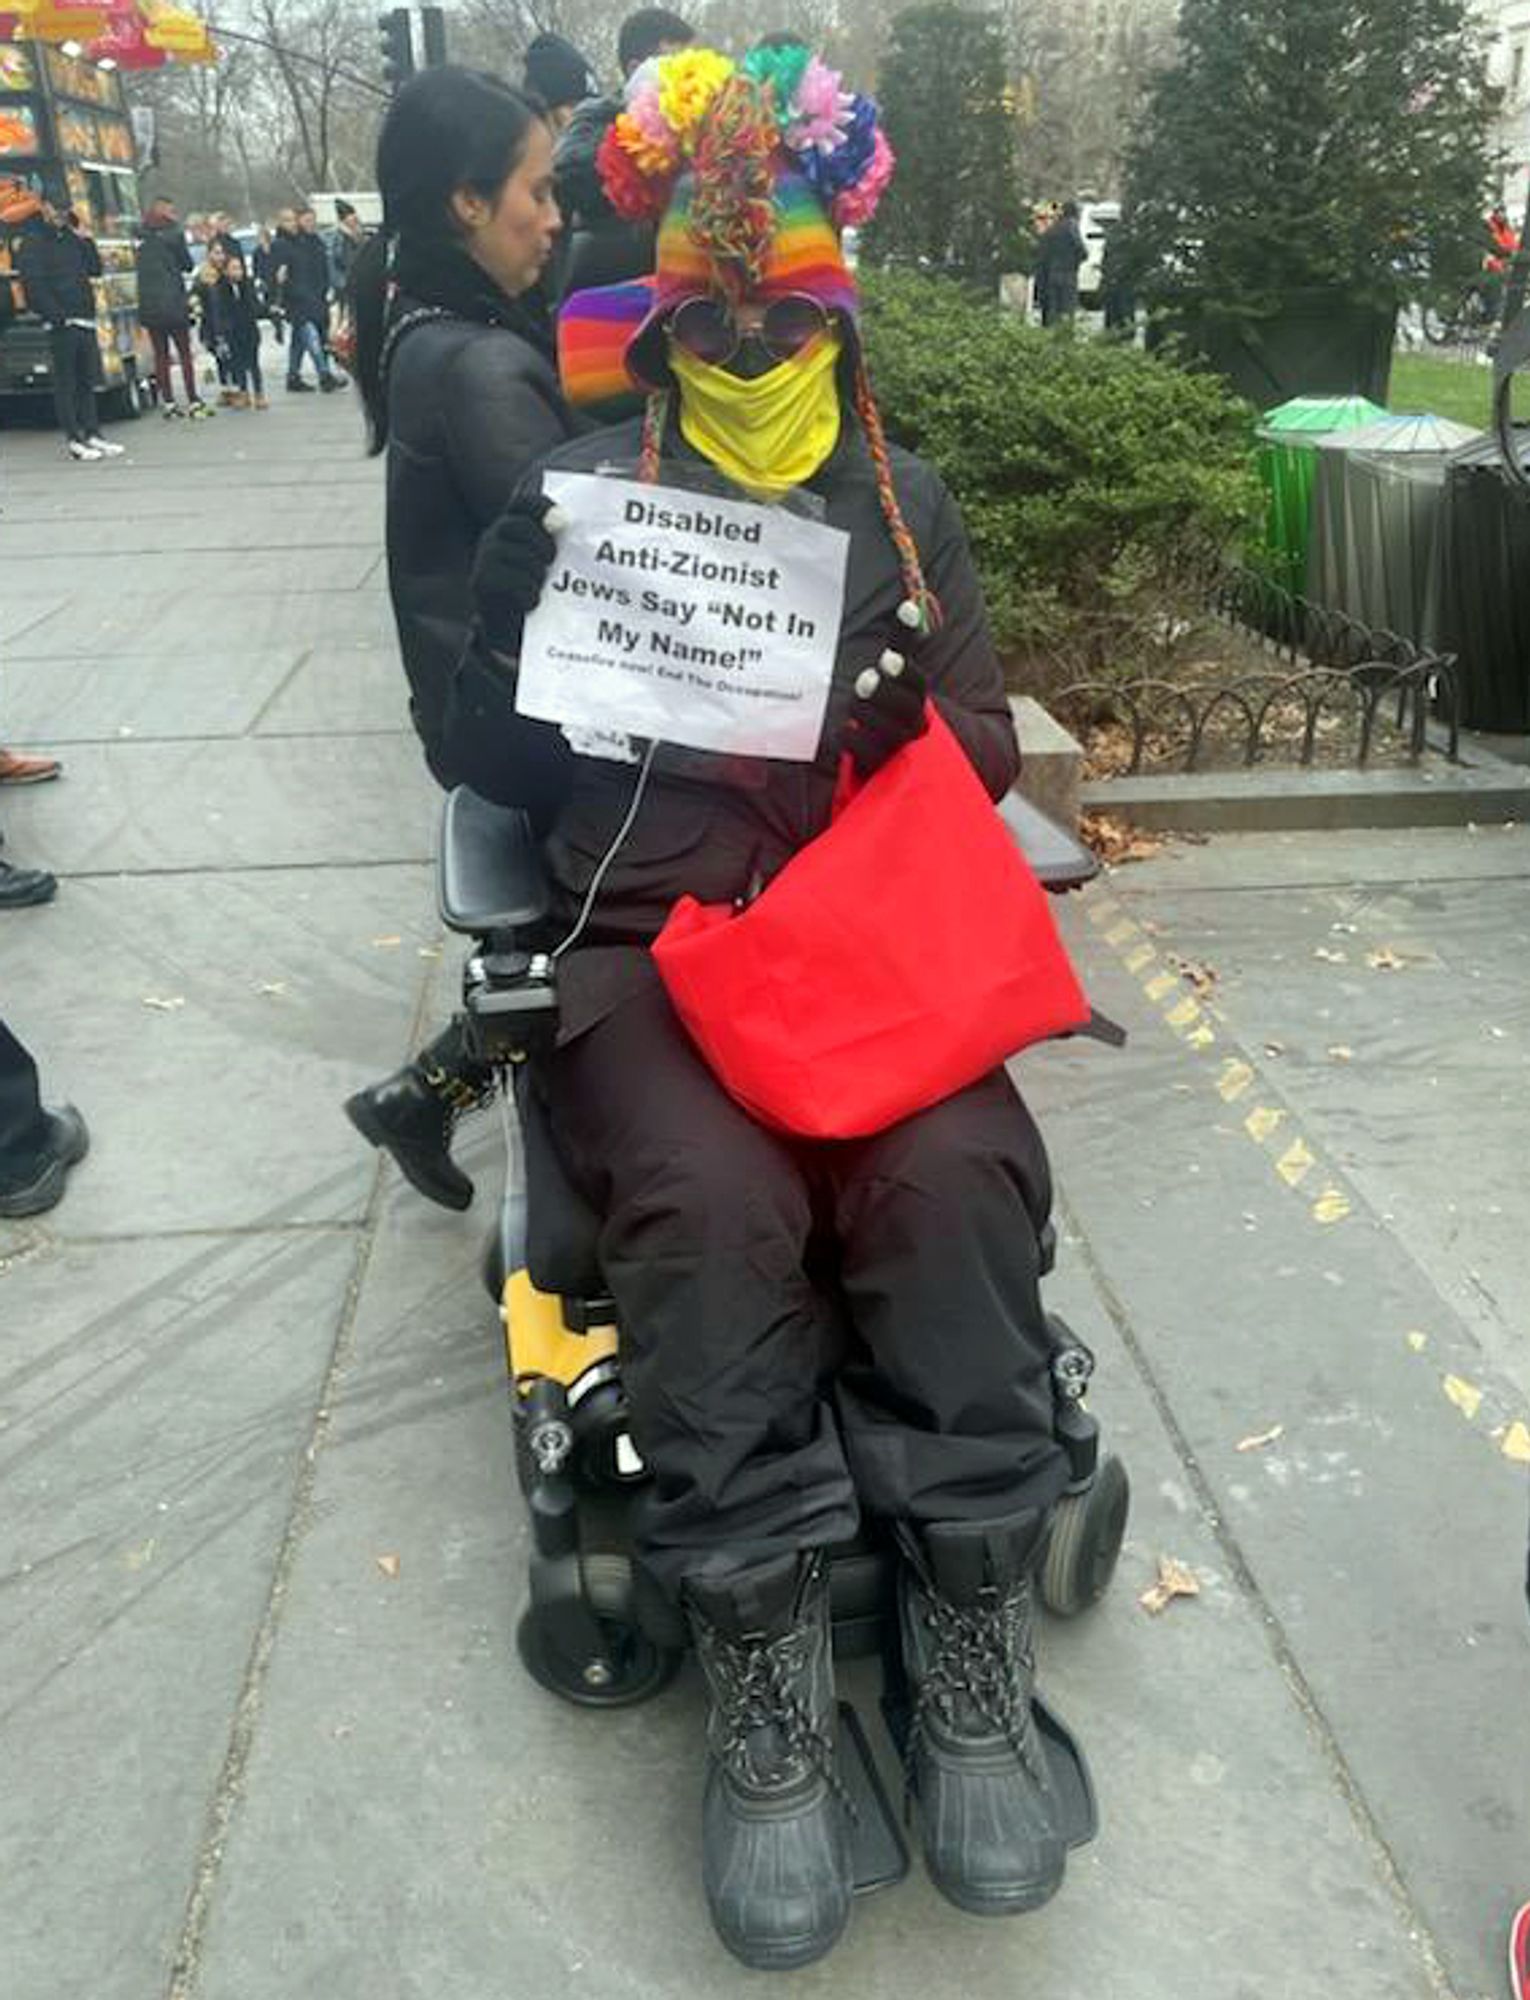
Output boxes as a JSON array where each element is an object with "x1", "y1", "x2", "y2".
[{"x1": 1052, "y1": 566, "x2": 1459, "y2": 774}]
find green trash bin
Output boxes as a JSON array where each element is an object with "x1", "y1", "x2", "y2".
[{"x1": 1255, "y1": 394, "x2": 1388, "y2": 599}]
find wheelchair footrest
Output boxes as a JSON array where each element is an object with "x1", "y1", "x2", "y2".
[
  {"x1": 878, "y1": 1689, "x2": 1098, "y2": 1852},
  {"x1": 839, "y1": 1701, "x2": 910, "y2": 1896}
]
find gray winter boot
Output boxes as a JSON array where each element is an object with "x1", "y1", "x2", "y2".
[
  {"x1": 684, "y1": 1550, "x2": 854, "y2": 1971},
  {"x1": 897, "y1": 1508, "x2": 1066, "y2": 1917}
]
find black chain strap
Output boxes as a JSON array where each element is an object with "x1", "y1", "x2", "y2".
[{"x1": 378, "y1": 304, "x2": 458, "y2": 391}]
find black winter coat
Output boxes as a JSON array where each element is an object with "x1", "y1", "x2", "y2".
[
  {"x1": 384, "y1": 296, "x2": 580, "y2": 798},
  {"x1": 553, "y1": 96, "x2": 658, "y2": 296},
  {"x1": 1034, "y1": 216, "x2": 1086, "y2": 280},
  {"x1": 275, "y1": 228, "x2": 329, "y2": 319},
  {"x1": 15, "y1": 219, "x2": 100, "y2": 325},
  {"x1": 433, "y1": 415, "x2": 1020, "y2": 1037},
  {"x1": 135, "y1": 221, "x2": 192, "y2": 329},
  {"x1": 208, "y1": 274, "x2": 261, "y2": 358}
]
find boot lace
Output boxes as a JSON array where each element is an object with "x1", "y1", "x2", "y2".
[
  {"x1": 704, "y1": 1625, "x2": 856, "y2": 1820},
  {"x1": 422, "y1": 1062, "x2": 497, "y2": 1121},
  {"x1": 905, "y1": 1578, "x2": 1046, "y2": 1808}
]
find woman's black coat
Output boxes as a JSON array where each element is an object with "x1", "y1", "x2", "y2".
[{"x1": 384, "y1": 294, "x2": 580, "y2": 806}]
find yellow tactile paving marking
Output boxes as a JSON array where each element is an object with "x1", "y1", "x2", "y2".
[{"x1": 1078, "y1": 877, "x2": 1527, "y2": 1463}]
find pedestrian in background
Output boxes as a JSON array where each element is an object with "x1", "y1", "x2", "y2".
[
  {"x1": 553, "y1": 6, "x2": 694, "y2": 297},
  {"x1": 522, "y1": 30, "x2": 599, "y2": 298},
  {"x1": 210, "y1": 251, "x2": 266, "y2": 408},
  {"x1": 329, "y1": 198, "x2": 369, "y2": 304},
  {"x1": 344, "y1": 65, "x2": 576, "y2": 1207},
  {"x1": 0, "y1": 1020, "x2": 88, "y2": 1217},
  {"x1": 277, "y1": 205, "x2": 344, "y2": 393},
  {"x1": 192, "y1": 237, "x2": 235, "y2": 404},
  {"x1": 14, "y1": 195, "x2": 122, "y2": 461},
  {"x1": 0, "y1": 737, "x2": 62, "y2": 905},
  {"x1": 1034, "y1": 199, "x2": 1087, "y2": 327},
  {"x1": 135, "y1": 198, "x2": 207, "y2": 419},
  {"x1": 207, "y1": 209, "x2": 241, "y2": 263},
  {"x1": 523, "y1": 29, "x2": 598, "y2": 132},
  {"x1": 261, "y1": 213, "x2": 293, "y2": 343}
]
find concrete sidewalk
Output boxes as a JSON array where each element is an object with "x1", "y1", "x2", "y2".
[{"x1": 2, "y1": 390, "x2": 1524, "y2": 2000}]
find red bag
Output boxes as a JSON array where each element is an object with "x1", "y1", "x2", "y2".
[{"x1": 652, "y1": 708, "x2": 1091, "y2": 1139}]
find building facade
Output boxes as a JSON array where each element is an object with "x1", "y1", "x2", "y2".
[{"x1": 1483, "y1": 0, "x2": 1530, "y2": 216}]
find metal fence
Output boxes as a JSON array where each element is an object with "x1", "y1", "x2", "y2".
[{"x1": 1052, "y1": 566, "x2": 1459, "y2": 775}]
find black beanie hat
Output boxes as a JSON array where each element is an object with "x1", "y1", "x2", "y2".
[{"x1": 524, "y1": 32, "x2": 598, "y2": 110}]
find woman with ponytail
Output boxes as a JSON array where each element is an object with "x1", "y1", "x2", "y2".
[
  {"x1": 466, "y1": 44, "x2": 1089, "y2": 1973},
  {"x1": 345, "y1": 67, "x2": 582, "y2": 1212}
]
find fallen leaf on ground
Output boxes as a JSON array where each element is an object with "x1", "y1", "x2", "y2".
[
  {"x1": 1169, "y1": 954, "x2": 1218, "y2": 995},
  {"x1": 375, "y1": 1553, "x2": 401, "y2": 1580},
  {"x1": 142, "y1": 995, "x2": 186, "y2": 1012},
  {"x1": 1079, "y1": 812, "x2": 1167, "y2": 867},
  {"x1": 1313, "y1": 947, "x2": 1347, "y2": 965},
  {"x1": 1140, "y1": 1556, "x2": 1201, "y2": 1615},
  {"x1": 1236, "y1": 1423, "x2": 1285, "y2": 1453},
  {"x1": 1365, "y1": 947, "x2": 1409, "y2": 971}
]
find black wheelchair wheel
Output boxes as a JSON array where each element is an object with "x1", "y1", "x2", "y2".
[
  {"x1": 1039, "y1": 1454, "x2": 1130, "y2": 1618},
  {"x1": 517, "y1": 1552, "x2": 682, "y2": 1708}
]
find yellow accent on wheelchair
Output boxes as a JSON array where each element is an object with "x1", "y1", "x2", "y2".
[{"x1": 503, "y1": 1268, "x2": 619, "y2": 1402}]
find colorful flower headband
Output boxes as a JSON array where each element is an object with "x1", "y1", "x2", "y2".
[{"x1": 595, "y1": 43, "x2": 895, "y2": 236}]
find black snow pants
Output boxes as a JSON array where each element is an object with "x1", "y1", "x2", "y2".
[{"x1": 538, "y1": 970, "x2": 1069, "y2": 1600}]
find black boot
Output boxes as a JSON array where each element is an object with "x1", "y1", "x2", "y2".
[
  {"x1": 897, "y1": 1509, "x2": 1066, "y2": 1917},
  {"x1": 344, "y1": 1020, "x2": 493, "y2": 1211},
  {"x1": 684, "y1": 1551, "x2": 854, "y2": 1971}
]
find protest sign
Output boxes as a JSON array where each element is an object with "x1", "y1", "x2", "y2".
[{"x1": 515, "y1": 473, "x2": 850, "y2": 762}]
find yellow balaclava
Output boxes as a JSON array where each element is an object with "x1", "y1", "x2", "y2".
[{"x1": 669, "y1": 331, "x2": 843, "y2": 498}]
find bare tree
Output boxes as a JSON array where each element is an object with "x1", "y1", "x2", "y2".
[{"x1": 247, "y1": 0, "x2": 378, "y2": 191}]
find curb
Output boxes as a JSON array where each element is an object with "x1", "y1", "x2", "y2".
[{"x1": 1082, "y1": 764, "x2": 1530, "y2": 831}]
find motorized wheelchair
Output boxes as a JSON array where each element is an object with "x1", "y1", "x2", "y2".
[{"x1": 437, "y1": 779, "x2": 1132, "y2": 1888}]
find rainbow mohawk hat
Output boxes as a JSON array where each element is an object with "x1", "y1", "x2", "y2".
[
  {"x1": 559, "y1": 44, "x2": 893, "y2": 401},
  {"x1": 557, "y1": 42, "x2": 941, "y2": 631}
]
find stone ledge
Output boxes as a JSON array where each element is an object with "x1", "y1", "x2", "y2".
[
  {"x1": 1010, "y1": 695, "x2": 1082, "y2": 830},
  {"x1": 1083, "y1": 764, "x2": 1530, "y2": 832}
]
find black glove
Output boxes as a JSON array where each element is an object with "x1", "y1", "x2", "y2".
[
  {"x1": 471, "y1": 493, "x2": 565, "y2": 653},
  {"x1": 841, "y1": 618, "x2": 930, "y2": 778}
]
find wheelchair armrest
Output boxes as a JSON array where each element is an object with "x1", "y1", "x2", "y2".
[
  {"x1": 998, "y1": 792, "x2": 1099, "y2": 891},
  {"x1": 439, "y1": 786, "x2": 553, "y2": 936}
]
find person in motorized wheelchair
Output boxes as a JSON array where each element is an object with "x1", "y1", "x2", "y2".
[{"x1": 447, "y1": 44, "x2": 1109, "y2": 1972}]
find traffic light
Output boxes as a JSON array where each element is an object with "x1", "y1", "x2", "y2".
[
  {"x1": 377, "y1": 7, "x2": 413, "y2": 93},
  {"x1": 420, "y1": 6, "x2": 447, "y2": 67}
]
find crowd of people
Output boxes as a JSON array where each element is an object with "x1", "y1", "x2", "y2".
[
  {"x1": 0, "y1": 190, "x2": 358, "y2": 458},
  {"x1": 136, "y1": 200, "x2": 353, "y2": 421}
]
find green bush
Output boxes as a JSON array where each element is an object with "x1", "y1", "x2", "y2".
[{"x1": 857, "y1": 268, "x2": 1262, "y2": 686}]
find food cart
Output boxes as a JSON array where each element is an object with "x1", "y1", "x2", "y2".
[{"x1": 0, "y1": 39, "x2": 146, "y2": 417}]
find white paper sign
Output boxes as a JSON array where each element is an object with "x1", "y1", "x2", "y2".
[{"x1": 515, "y1": 472, "x2": 850, "y2": 762}]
